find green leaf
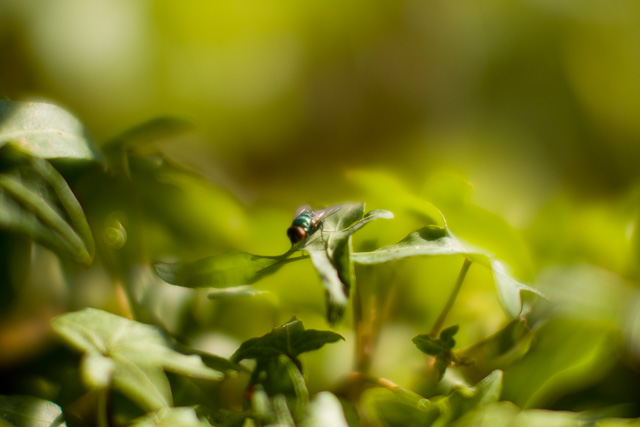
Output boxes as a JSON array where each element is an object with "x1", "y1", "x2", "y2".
[
  {"x1": 0, "y1": 153, "x2": 94, "y2": 264},
  {"x1": 423, "y1": 174, "x2": 532, "y2": 278},
  {"x1": 361, "y1": 385, "x2": 437, "y2": 426},
  {"x1": 129, "y1": 407, "x2": 212, "y2": 427},
  {"x1": 347, "y1": 169, "x2": 444, "y2": 225},
  {"x1": 0, "y1": 395, "x2": 66, "y2": 427},
  {"x1": 490, "y1": 259, "x2": 543, "y2": 319},
  {"x1": 0, "y1": 100, "x2": 100, "y2": 161},
  {"x1": 362, "y1": 371, "x2": 503, "y2": 427},
  {"x1": 353, "y1": 225, "x2": 544, "y2": 318},
  {"x1": 413, "y1": 325, "x2": 462, "y2": 378},
  {"x1": 412, "y1": 335, "x2": 449, "y2": 356},
  {"x1": 440, "y1": 325, "x2": 459, "y2": 348},
  {"x1": 241, "y1": 354, "x2": 312, "y2": 425},
  {"x1": 155, "y1": 251, "x2": 303, "y2": 288},
  {"x1": 232, "y1": 319, "x2": 340, "y2": 420},
  {"x1": 501, "y1": 318, "x2": 617, "y2": 409},
  {"x1": 170, "y1": 341, "x2": 247, "y2": 375},
  {"x1": 434, "y1": 370, "x2": 503, "y2": 426},
  {"x1": 51, "y1": 308, "x2": 223, "y2": 412},
  {"x1": 231, "y1": 317, "x2": 343, "y2": 364},
  {"x1": 447, "y1": 401, "x2": 521, "y2": 427},
  {"x1": 300, "y1": 203, "x2": 393, "y2": 324},
  {"x1": 352, "y1": 225, "x2": 468, "y2": 264},
  {"x1": 155, "y1": 202, "x2": 393, "y2": 324}
]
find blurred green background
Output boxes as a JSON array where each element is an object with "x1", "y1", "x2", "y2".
[
  {"x1": 3, "y1": 0, "x2": 640, "y2": 205},
  {"x1": 2, "y1": 0, "x2": 640, "y2": 420}
]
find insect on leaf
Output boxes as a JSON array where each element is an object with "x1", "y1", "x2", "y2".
[
  {"x1": 154, "y1": 202, "x2": 393, "y2": 325},
  {"x1": 299, "y1": 203, "x2": 393, "y2": 324}
]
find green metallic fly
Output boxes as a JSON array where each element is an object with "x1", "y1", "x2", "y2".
[{"x1": 287, "y1": 204, "x2": 342, "y2": 245}]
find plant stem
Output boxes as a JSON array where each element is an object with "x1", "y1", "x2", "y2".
[
  {"x1": 97, "y1": 389, "x2": 108, "y2": 427},
  {"x1": 430, "y1": 258, "x2": 472, "y2": 337},
  {"x1": 353, "y1": 271, "x2": 367, "y2": 373}
]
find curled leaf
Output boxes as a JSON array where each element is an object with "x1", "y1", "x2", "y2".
[{"x1": 0, "y1": 153, "x2": 94, "y2": 264}]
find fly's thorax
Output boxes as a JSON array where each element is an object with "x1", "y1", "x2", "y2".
[{"x1": 291, "y1": 212, "x2": 314, "y2": 230}]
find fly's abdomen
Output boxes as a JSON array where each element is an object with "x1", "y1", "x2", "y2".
[{"x1": 287, "y1": 212, "x2": 315, "y2": 245}]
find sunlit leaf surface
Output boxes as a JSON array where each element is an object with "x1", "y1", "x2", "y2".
[
  {"x1": 0, "y1": 395, "x2": 66, "y2": 427},
  {"x1": 362, "y1": 370, "x2": 503, "y2": 426},
  {"x1": 51, "y1": 308, "x2": 224, "y2": 412},
  {"x1": 155, "y1": 251, "x2": 300, "y2": 288},
  {"x1": 353, "y1": 225, "x2": 543, "y2": 318},
  {"x1": 0, "y1": 100, "x2": 100, "y2": 161},
  {"x1": 301, "y1": 392, "x2": 349, "y2": 427}
]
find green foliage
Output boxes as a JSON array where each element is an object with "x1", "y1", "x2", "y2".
[
  {"x1": 231, "y1": 317, "x2": 342, "y2": 422},
  {"x1": 353, "y1": 225, "x2": 543, "y2": 318},
  {"x1": 0, "y1": 395, "x2": 66, "y2": 427},
  {"x1": 52, "y1": 308, "x2": 224, "y2": 412},
  {"x1": 155, "y1": 203, "x2": 393, "y2": 324},
  {"x1": 0, "y1": 147, "x2": 94, "y2": 265},
  {"x1": 129, "y1": 408, "x2": 212, "y2": 427},
  {"x1": 361, "y1": 370, "x2": 503, "y2": 427},
  {"x1": 2, "y1": 99, "x2": 640, "y2": 427},
  {"x1": 155, "y1": 251, "x2": 302, "y2": 289},
  {"x1": 231, "y1": 317, "x2": 343, "y2": 366},
  {"x1": 413, "y1": 325, "x2": 473, "y2": 379}
]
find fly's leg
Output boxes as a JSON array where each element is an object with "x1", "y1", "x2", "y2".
[
  {"x1": 319, "y1": 222, "x2": 339, "y2": 245},
  {"x1": 320, "y1": 221, "x2": 327, "y2": 246}
]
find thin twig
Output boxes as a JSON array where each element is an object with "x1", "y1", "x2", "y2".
[
  {"x1": 430, "y1": 258, "x2": 472, "y2": 337},
  {"x1": 353, "y1": 273, "x2": 366, "y2": 372}
]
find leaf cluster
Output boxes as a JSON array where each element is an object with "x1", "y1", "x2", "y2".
[
  {"x1": 2, "y1": 100, "x2": 640, "y2": 427},
  {"x1": 412, "y1": 325, "x2": 473, "y2": 379}
]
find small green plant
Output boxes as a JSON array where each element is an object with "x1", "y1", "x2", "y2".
[{"x1": 2, "y1": 100, "x2": 640, "y2": 426}]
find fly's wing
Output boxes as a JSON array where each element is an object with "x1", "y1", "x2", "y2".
[
  {"x1": 293, "y1": 204, "x2": 312, "y2": 218},
  {"x1": 311, "y1": 204, "x2": 342, "y2": 222}
]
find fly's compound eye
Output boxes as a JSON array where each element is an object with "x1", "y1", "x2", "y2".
[{"x1": 287, "y1": 226, "x2": 307, "y2": 245}]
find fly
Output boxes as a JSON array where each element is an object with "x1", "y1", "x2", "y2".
[{"x1": 287, "y1": 204, "x2": 342, "y2": 245}]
